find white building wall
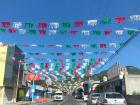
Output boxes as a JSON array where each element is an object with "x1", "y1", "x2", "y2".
[{"x1": 125, "y1": 75, "x2": 140, "y2": 95}]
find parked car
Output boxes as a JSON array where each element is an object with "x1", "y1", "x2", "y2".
[
  {"x1": 53, "y1": 90, "x2": 64, "y2": 101},
  {"x1": 77, "y1": 92, "x2": 83, "y2": 99},
  {"x1": 96, "y1": 92, "x2": 127, "y2": 105},
  {"x1": 87, "y1": 93, "x2": 101, "y2": 105}
]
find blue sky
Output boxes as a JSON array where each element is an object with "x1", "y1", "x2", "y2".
[{"x1": 0, "y1": 0, "x2": 140, "y2": 76}]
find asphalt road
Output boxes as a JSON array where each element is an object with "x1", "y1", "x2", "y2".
[{"x1": 33, "y1": 95, "x2": 87, "y2": 105}]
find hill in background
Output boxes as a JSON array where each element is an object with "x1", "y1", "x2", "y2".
[
  {"x1": 126, "y1": 66, "x2": 140, "y2": 75},
  {"x1": 91, "y1": 66, "x2": 140, "y2": 81}
]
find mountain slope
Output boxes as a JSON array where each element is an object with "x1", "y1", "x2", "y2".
[{"x1": 126, "y1": 66, "x2": 140, "y2": 75}]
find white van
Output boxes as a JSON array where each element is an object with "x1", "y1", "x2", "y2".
[{"x1": 54, "y1": 90, "x2": 63, "y2": 101}]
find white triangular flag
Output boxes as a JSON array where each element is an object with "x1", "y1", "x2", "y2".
[
  {"x1": 66, "y1": 63, "x2": 70, "y2": 66},
  {"x1": 56, "y1": 44, "x2": 63, "y2": 47},
  {"x1": 49, "y1": 22, "x2": 59, "y2": 29},
  {"x1": 100, "y1": 62, "x2": 105, "y2": 65},
  {"x1": 85, "y1": 52, "x2": 92, "y2": 54},
  {"x1": 87, "y1": 20, "x2": 97, "y2": 26},
  {"x1": 81, "y1": 44, "x2": 89, "y2": 49},
  {"x1": 18, "y1": 29, "x2": 26, "y2": 34},
  {"x1": 13, "y1": 22, "x2": 22, "y2": 28},
  {"x1": 41, "y1": 53, "x2": 47, "y2": 55},
  {"x1": 64, "y1": 52, "x2": 70, "y2": 56},
  {"x1": 108, "y1": 51, "x2": 115, "y2": 54},
  {"x1": 83, "y1": 59, "x2": 89, "y2": 62},
  {"x1": 66, "y1": 59, "x2": 70, "y2": 62},
  {"x1": 31, "y1": 44, "x2": 37, "y2": 47},
  {"x1": 109, "y1": 43, "x2": 117, "y2": 48},
  {"x1": 130, "y1": 15, "x2": 140, "y2": 21},
  {"x1": 48, "y1": 30, "x2": 57, "y2": 35},
  {"x1": 82, "y1": 30, "x2": 90, "y2": 36},
  {"x1": 81, "y1": 65, "x2": 86, "y2": 68},
  {"x1": 115, "y1": 30, "x2": 124, "y2": 36},
  {"x1": 66, "y1": 66, "x2": 70, "y2": 70},
  {"x1": 22, "y1": 52, "x2": 27, "y2": 55}
]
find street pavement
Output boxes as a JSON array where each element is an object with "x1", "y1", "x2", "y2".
[{"x1": 32, "y1": 95, "x2": 87, "y2": 105}]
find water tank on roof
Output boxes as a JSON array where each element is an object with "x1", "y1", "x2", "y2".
[{"x1": 103, "y1": 76, "x2": 108, "y2": 82}]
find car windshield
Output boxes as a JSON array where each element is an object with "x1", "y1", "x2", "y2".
[
  {"x1": 92, "y1": 94, "x2": 100, "y2": 97},
  {"x1": 106, "y1": 93, "x2": 123, "y2": 99},
  {"x1": 55, "y1": 93, "x2": 62, "y2": 95}
]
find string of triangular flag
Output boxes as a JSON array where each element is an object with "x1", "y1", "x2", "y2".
[
  {"x1": 24, "y1": 57, "x2": 108, "y2": 80},
  {"x1": 0, "y1": 15, "x2": 140, "y2": 29},
  {"x1": 1, "y1": 51, "x2": 115, "y2": 58},
  {"x1": 0, "y1": 28, "x2": 137, "y2": 36},
  {"x1": 0, "y1": 42, "x2": 123, "y2": 48}
]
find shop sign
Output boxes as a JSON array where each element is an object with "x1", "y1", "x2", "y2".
[
  {"x1": 36, "y1": 85, "x2": 45, "y2": 91},
  {"x1": 27, "y1": 73, "x2": 40, "y2": 80}
]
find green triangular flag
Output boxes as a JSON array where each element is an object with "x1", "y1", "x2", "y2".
[
  {"x1": 25, "y1": 63, "x2": 30, "y2": 70},
  {"x1": 29, "y1": 52, "x2": 34, "y2": 55},
  {"x1": 128, "y1": 30, "x2": 136, "y2": 35},
  {"x1": 50, "y1": 52, "x2": 55, "y2": 55},
  {"x1": 71, "y1": 59, "x2": 76, "y2": 62},
  {"x1": 91, "y1": 44, "x2": 97, "y2": 48},
  {"x1": 0, "y1": 28, "x2": 6, "y2": 32},
  {"x1": 71, "y1": 63, "x2": 76, "y2": 67},
  {"x1": 92, "y1": 30, "x2": 101, "y2": 36},
  {"x1": 24, "y1": 23, "x2": 35, "y2": 28},
  {"x1": 52, "y1": 59, "x2": 57, "y2": 62},
  {"x1": 94, "y1": 51, "x2": 98, "y2": 54},
  {"x1": 120, "y1": 43, "x2": 125, "y2": 47},
  {"x1": 17, "y1": 44, "x2": 22, "y2": 47},
  {"x1": 71, "y1": 52, "x2": 76, "y2": 56},
  {"x1": 58, "y1": 30, "x2": 68, "y2": 34},
  {"x1": 62, "y1": 22, "x2": 71, "y2": 28},
  {"x1": 90, "y1": 58, "x2": 95, "y2": 62},
  {"x1": 40, "y1": 63, "x2": 45, "y2": 69},
  {"x1": 65, "y1": 45, "x2": 71, "y2": 48},
  {"x1": 38, "y1": 45, "x2": 45, "y2": 47},
  {"x1": 101, "y1": 18, "x2": 112, "y2": 24},
  {"x1": 28, "y1": 30, "x2": 36, "y2": 35}
]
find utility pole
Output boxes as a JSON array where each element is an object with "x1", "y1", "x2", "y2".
[
  {"x1": 32, "y1": 78, "x2": 35, "y2": 102},
  {"x1": 31, "y1": 74, "x2": 37, "y2": 102},
  {"x1": 14, "y1": 60, "x2": 22, "y2": 103}
]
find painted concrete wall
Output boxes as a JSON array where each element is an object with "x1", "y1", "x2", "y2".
[
  {"x1": 0, "y1": 87, "x2": 4, "y2": 105},
  {"x1": 2, "y1": 87, "x2": 14, "y2": 105},
  {"x1": 125, "y1": 75, "x2": 140, "y2": 95},
  {"x1": 0, "y1": 45, "x2": 19, "y2": 104},
  {"x1": 4, "y1": 46, "x2": 15, "y2": 79},
  {"x1": 0, "y1": 46, "x2": 8, "y2": 86}
]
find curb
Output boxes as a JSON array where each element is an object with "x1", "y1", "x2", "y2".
[{"x1": 15, "y1": 98, "x2": 53, "y2": 105}]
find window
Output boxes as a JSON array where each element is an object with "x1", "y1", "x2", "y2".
[{"x1": 106, "y1": 93, "x2": 123, "y2": 98}]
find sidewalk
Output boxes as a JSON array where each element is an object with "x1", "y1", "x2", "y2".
[
  {"x1": 14, "y1": 101, "x2": 33, "y2": 105},
  {"x1": 15, "y1": 98, "x2": 53, "y2": 105}
]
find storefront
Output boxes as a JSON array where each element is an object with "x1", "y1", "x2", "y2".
[{"x1": 96, "y1": 63, "x2": 127, "y2": 96}]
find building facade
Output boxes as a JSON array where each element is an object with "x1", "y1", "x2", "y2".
[
  {"x1": 96, "y1": 62, "x2": 140, "y2": 96},
  {"x1": 0, "y1": 44, "x2": 24, "y2": 104}
]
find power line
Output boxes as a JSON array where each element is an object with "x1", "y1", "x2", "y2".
[{"x1": 95, "y1": 28, "x2": 140, "y2": 74}]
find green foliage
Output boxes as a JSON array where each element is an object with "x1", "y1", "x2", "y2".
[{"x1": 126, "y1": 66, "x2": 140, "y2": 75}]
